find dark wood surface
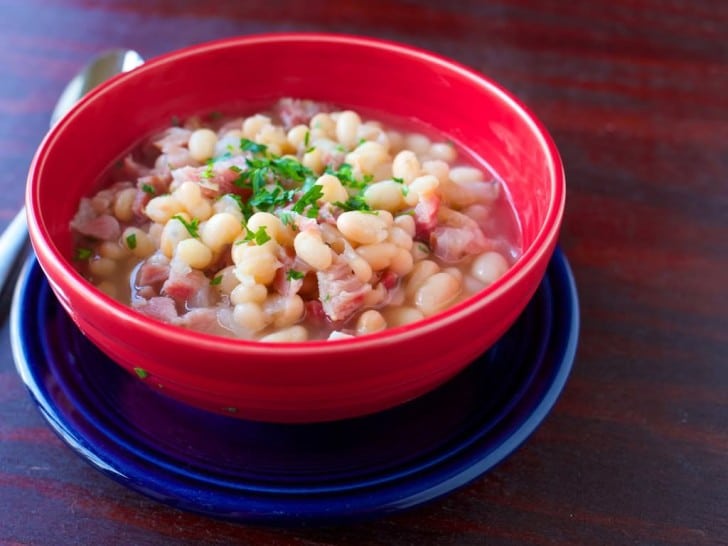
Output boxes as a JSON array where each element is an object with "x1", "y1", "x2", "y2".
[{"x1": 1, "y1": 1, "x2": 726, "y2": 544}]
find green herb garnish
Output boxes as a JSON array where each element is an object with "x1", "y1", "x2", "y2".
[
  {"x1": 171, "y1": 215, "x2": 200, "y2": 238},
  {"x1": 244, "y1": 225, "x2": 272, "y2": 246},
  {"x1": 240, "y1": 138, "x2": 268, "y2": 154},
  {"x1": 334, "y1": 196, "x2": 372, "y2": 212},
  {"x1": 126, "y1": 233, "x2": 137, "y2": 250},
  {"x1": 304, "y1": 130, "x2": 310, "y2": 148},
  {"x1": 286, "y1": 269, "x2": 305, "y2": 281},
  {"x1": 134, "y1": 367, "x2": 148, "y2": 379},
  {"x1": 292, "y1": 184, "x2": 324, "y2": 218},
  {"x1": 201, "y1": 159, "x2": 215, "y2": 180},
  {"x1": 74, "y1": 247, "x2": 93, "y2": 261},
  {"x1": 141, "y1": 183, "x2": 156, "y2": 195},
  {"x1": 210, "y1": 275, "x2": 223, "y2": 286}
]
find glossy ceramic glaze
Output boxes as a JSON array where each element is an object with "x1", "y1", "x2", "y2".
[
  {"x1": 26, "y1": 34, "x2": 565, "y2": 422},
  {"x1": 11, "y1": 250, "x2": 578, "y2": 523}
]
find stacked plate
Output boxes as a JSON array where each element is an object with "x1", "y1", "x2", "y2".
[{"x1": 11, "y1": 249, "x2": 578, "y2": 524}]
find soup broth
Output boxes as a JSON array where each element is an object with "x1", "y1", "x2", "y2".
[{"x1": 71, "y1": 99, "x2": 522, "y2": 341}]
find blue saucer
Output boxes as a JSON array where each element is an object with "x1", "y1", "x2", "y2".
[{"x1": 11, "y1": 249, "x2": 578, "y2": 524}]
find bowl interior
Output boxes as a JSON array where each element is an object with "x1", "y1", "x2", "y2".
[{"x1": 31, "y1": 35, "x2": 557, "y2": 271}]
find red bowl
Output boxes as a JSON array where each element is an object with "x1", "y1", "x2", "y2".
[{"x1": 26, "y1": 34, "x2": 565, "y2": 423}]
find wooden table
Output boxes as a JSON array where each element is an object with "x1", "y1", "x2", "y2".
[{"x1": 1, "y1": 1, "x2": 726, "y2": 544}]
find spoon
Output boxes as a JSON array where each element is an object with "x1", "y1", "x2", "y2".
[{"x1": 0, "y1": 49, "x2": 144, "y2": 298}]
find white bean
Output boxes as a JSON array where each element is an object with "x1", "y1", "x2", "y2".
[
  {"x1": 88, "y1": 257, "x2": 115, "y2": 278},
  {"x1": 213, "y1": 194, "x2": 245, "y2": 222},
  {"x1": 314, "y1": 174, "x2": 349, "y2": 204},
  {"x1": 233, "y1": 302, "x2": 269, "y2": 333},
  {"x1": 429, "y1": 142, "x2": 457, "y2": 162},
  {"x1": 335, "y1": 110, "x2": 362, "y2": 148},
  {"x1": 309, "y1": 113, "x2": 336, "y2": 138},
  {"x1": 230, "y1": 282, "x2": 268, "y2": 304},
  {"x1": 242, "y1": 114, "x2": 271, "y2": 139},
  {"x1": 382, "y1": 306, "x2": 424, "y2": 327},
  {"x1": 260, "y1": 325, "x2": 308, "y2": 343},
  {"x1": 356, "y1": 310, "x2": 387, "y2": 335},
  {"x1": 213, "y1": 265, "x2": 239, "y2": 295},
  {"x1": 393, "y1": 214, "x2": 416, "y2": 237},
  {"x1": 356, "y1": 242, "x2": 397, "y2": 270},
  {"x1": 175, "y1": 238, "x2": 213, "y2": 269},
  {"x1": 113, "y1": 187, "x2": 137, "y2": 222},
  {"x1": 200, "y1": 212, "x2": 243, "y2": 252},
  {"x1": 232, "y1": 241, "x2": 280, "y2": 285},
  {"x1": 405, "y1": 259, "x2": 440, "y2": 299},
  {"x1": 471, "y1": 251, "x2": 509, "y2": 285},
  {"x1": 392, "y1": 150, "x2": 420, "y2": 184},
  {"x1": 99, "y1": 240, "x2": 129, "y2": 260},
  {"x1": 363, "y1": 180, "x2": 405, "y2": 212},
  {"x1": 293, "y1": 230, "x2": 333, "y2": 270},
  {"x1": 174, "y1": 181, "x2": 213, "y2": 220},
  {"x1": 346, "y1": 141, "x2": 389, "y2": 175},
  {"x1": 389, "y1": 248, "x2": 414, "y2": 276},
  {"x1": 336, "y1": 211, "x2": 388, "y2": 245},
  {"x1": 122, "y1": 227, "x2": 155, "y2": 258},
  {"x1": 160, "y1": 216, "x2": 192, "y2": 258},
  {"x1": 414, "y1": 272, "x2": 461, "y2": 316},
  {"x1": 145, "y1": 195, "x2": 185, "y2": 224},
  {"x1": 246, "y1": 212, "x2": 290, "y2": 245},
  {"x1": 188, "y1": 128, "x2": 218, "y2": 162}
]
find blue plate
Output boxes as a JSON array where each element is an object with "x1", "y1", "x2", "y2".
[{"x1": 11, "y1": 249, "x2": 578, "y2": 524}]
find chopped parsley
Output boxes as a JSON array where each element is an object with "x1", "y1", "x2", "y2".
[
  {"x1": 210, "y1": 275, "x2": 223, "y2": 286},
  {"x1": 244, "y1": 225, "x2": 272, "y2": 245},
  {"x1": 125, "y1": 233, "x2": 137, "y2": 250},
  {"x1": 334, "y1": 195, "x2": 372, "y2": 212},
  {"x1": 279, "y1": 212, "x2": 294, "y2": 226},
  {"x1": 356, "y1": 137, "x2": 367, "y2": 147},
  {"x1": 292, "y1": 184, "x2": 324, "y2": 218},
  {"x1": 286, "y1": 269, "x2": 305, "y2": 281},
  {"x1": 304, "y1": 130, "x2": 310, "y2": 148},
  {"x1": 201, "y1": 159, "x2": 215, "y2": 180},
  {"x1": 134, "y1": 367, "x2": 148, "y2": 379},
  {"x1": 74, "y1": 247, "x2": 93, "y2": 261},
  {"x1": 141, "y1": 183, "x2": 156, "y2": 195},
  {"x1": 392, "y1": 177, "x2": 404, "y2": 184},
  {"x1": 171, "y1": 215, "x2": 200, "y2": 238},
  {"x1": 240, "y1": 138, "x2": 268, "y2": 154},
  {"x1": 418, "y1": 243, "x2": 430, "y2": 254},
  {"x1": 325, "y1": 163, "x2": 371, "y2": 190}
]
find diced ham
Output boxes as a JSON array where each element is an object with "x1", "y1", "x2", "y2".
[
  {"x1": 171, "y1": 155, "x2": 249, "y2": 197},
  {"x1": 161, "y1": 262, "x2": 214, "y2": 308},
  {"x1": 121, "y1": 154, "x2": 151, "y2": 179},
  {"x1": 155, "y1": 146, "x2": 195, "y2": 171},
  {"x1": 152, "y1": 127, "x2": 192, "y2": 152},
  {"x1": 413, "y1": 192, "x2": 441, "y2": 239},
  {"x1": 176, "y1": 308, "x2": 223, "y2": 334},
  {"x1": 71, "y1": 212, "x2": 121, "y2": 241},
  {"x1": 304, "y1": 300, "x2": 328, "y2": 325},
  {"x1": 137, "y1": 253, "x2": 170, "y2": 286},
  {"x1": 430, "y1": 208, "x2": 491, "y2": 262},
  {"x1": 317, "y1": 259, "x2": 371, "y2": 322},
  {"x1": 275, "y1": 98, "x2": 327, "y2": 129},
  {"x1": 379, "y1": 270, "x2": 399, "y2": 290},
  {"x1": 133, "y1": 296, "x2": 178, "y2": 322},
  {"x1": 272, "y1": 251, "x2": 310, "y2": 296}
]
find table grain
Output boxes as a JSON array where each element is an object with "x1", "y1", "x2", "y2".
[{"x1": 1, "y1": 1, "x2": 726, "y2": 544}]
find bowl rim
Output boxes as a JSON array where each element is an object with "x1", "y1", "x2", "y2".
[{"x1": 27, "y1": 32, "x2": 565, "y2": 355}]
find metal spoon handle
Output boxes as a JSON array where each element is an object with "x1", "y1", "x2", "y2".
[
  {"x1": 0, "y1": 49, "x2": 143, "y2": 301},
  {"x1": 0, "y1": 208, "x2": 29, "y2": 294}
]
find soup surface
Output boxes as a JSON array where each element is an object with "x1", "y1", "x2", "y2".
[{"x1": 71, "y1": 99, "x2": 521, "y2": 341}]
